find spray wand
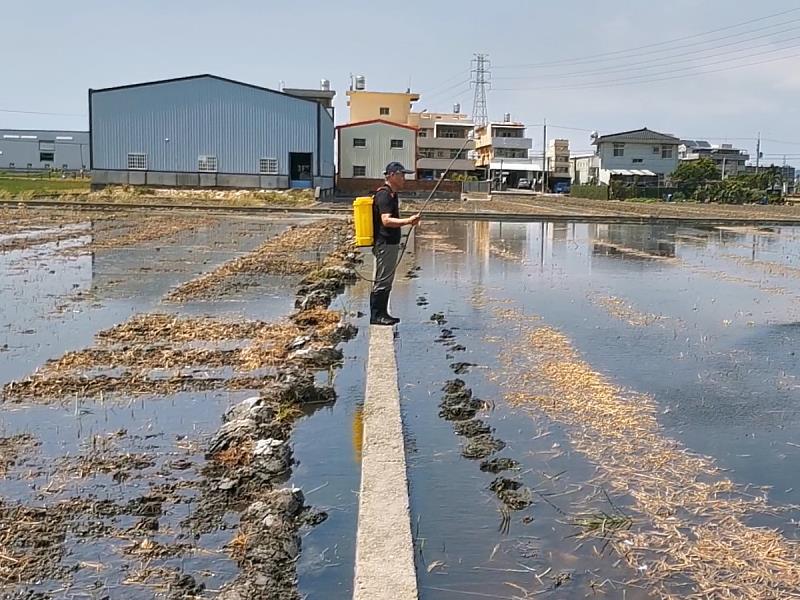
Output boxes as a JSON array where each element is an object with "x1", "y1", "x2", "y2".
[{"x1": 355, "y1": 131, "x2": 476, "y2": 284}]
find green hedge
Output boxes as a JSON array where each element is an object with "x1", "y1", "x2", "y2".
[{"x1": 570, "y1": 185, "x2": 609, "y2": 200}]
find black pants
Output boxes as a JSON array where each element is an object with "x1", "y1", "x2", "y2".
[{"x1": 372, "y1": 242, "x2": 400, "y2": 294}]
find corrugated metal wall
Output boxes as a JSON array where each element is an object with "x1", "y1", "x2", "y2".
[
  {"x1": 338, "y1": 123, "x2": 416, "y2": 179},
  {"x1": 0, "y1": 130, "x2": 89, "y2": 171},
  {"x1": 318, "y1": 104, "x2": 334, "y2": 179},
  {"x1": 91, "y1": 77, "x2": 325, "y2": 176}
]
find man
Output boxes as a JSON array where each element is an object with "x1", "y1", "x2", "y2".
[{"x1": 370, "y1": 162, "x2": 421, "y2": 326}]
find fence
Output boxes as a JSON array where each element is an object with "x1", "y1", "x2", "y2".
[
  {"x1": 462, "y1": 181, "x2": 491, "y2": 195},
  {"x1": 615, "y1": 186, "x2": 678, "y2": 200},
  {"x1": 571, "y1": 184, "x2": 680, "y2": 201}
]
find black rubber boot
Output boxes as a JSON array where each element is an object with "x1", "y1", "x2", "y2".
[
  {"x1": 370, "y1": 291, "x2": 395, "y2": 326},
  {"x1": 379, "y1": 290, "x2": 400, "y2": 325}
]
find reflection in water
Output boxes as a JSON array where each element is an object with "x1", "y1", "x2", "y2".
[
  {"x1": 591, "y1": 223, "x2": 677, "y2": 258},
  {"x1": 398, "y1": 219, "x2": 800, "y2": 599},
  {"x1": 352, "y1": 404, "x2": 363, "y2": 464}
]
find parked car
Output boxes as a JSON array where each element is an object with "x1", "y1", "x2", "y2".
[
  {"x1": 553, "y1": 181, "x2": 571, "y2": 194},
  {"x1": 517, "y1": 178, "x2": 531, "y2": 189}
]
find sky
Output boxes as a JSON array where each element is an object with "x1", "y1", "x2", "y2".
[{"x1": 3, "y1": 0, "x2": 800, "y2": 164}]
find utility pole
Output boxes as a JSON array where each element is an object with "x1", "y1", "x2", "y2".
[
  {"x1": 542, "y1": 119, "x2": 548, "y2": 193},
  {"x1": 783, "y1": 154, "x2": 788, "y2": 195},
  {"x1": 721, "y1": 155, "x2": 726, "y2": 181},
  {"x1": 471, "y1": 54, "x2": 490, "y2": 129},
  {"x1": 755, "y1": 132, "x2": 761, "y2": 172}
]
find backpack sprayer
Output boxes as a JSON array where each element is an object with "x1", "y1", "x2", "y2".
[{"x1": 351, "y1": 132, "x2": 476, "y2": 284}]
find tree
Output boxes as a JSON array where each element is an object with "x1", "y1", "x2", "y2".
[{"x1": 671, "y1": 158, "x2": 719, "y2": 195}]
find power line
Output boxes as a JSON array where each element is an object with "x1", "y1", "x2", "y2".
[
  {"x1": 494, "y1": 6, "x2": 800, "y2": 70},
  {"x1": 493, "y1": 23, "x2": 800, "y2": 82},
  {"x1": 493, "y1": 47, "x2": 800, "y2": 92},
  {"x1": 423, "y1": 79, "x2": 472, "y2": 102},
  {"x1": 528, "y1": 123, "x2": 596, "y2": 133},
  {"x1": 761, "y1": 138, "x2": 800, "y2": 146},
  {"x1": 422, "y1": 69, "x2": 472, "y2": 96}
]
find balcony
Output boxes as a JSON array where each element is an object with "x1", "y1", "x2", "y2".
[
  {"x1": 491, "y1": 137, "x2": 532, "y2": 150},
  {"x1": 418, "y1": 137, "x2": 476, "y2": 150}
]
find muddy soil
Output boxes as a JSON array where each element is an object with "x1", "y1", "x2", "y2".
[
  {"x1": 0, "y1": 214, "x2": 361, "y2": 598},
  {"x1": 0, "y1": 207, "x2": 216, "y2": 254}
]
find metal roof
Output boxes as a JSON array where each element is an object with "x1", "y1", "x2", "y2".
[
  {"x1": 89, "y1": 74, "x2": 323, "y2": 107},
  {"x1": 608, "y1": 169, "x2": 657, "y2": 176},
  {"x1": 594, "y1": 128, "x2": 680, "y2": 145}
]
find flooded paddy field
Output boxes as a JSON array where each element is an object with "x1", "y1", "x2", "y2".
[
  {"x1": 0, "y1": 207, "x2": 367, "y2": 599},
  {"x1": 3, "y1": 208, "x2": 800, "y2": 599},
  {"x1": 394, "y1": 221, "x2": 800, "y2": 599}
]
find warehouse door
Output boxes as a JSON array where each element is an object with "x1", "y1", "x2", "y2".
[{"x1": 289, "y1": 152, "x2": 313, "y2": 189}]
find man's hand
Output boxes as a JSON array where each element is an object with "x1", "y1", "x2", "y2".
[{"x1": 407, "y1": 213, "x2": 421, "y2": 226}]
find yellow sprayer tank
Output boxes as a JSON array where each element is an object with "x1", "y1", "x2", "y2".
[{"x1": 353, "y1": 196, "x2": 374, "y2": 247}]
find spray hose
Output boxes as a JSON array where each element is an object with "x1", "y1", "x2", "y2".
[{"x1": 353, "y1": 133, "x2": 475, "y2": 285}]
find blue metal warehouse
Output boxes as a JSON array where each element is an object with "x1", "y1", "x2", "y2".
[
  {"x1": 89, "y1": 74, "x2": 335, "y2": 191},
  {"x1": 1, "y1": 130, "x2": 89, "y2": 172}
]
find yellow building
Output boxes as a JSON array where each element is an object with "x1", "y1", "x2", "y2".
[{"x1": 346, "y1": 89, "x2": 420, "y2": 125}]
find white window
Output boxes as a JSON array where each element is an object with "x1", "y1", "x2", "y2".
[
  {"x1": 259, "y1": 158, "x2": 278, "y2": 175},
  {"x1": 661, "y1": 146, "x2": 673, "y2": 159},
  {"x1": 56, "y1": 136, "x2": 74, "y2": 141},
  {"x1": 353, "y1": 165, "x2": 366, "y2": 177},
  {"x1": 3, "y1": 135, "x2": 20, "y2": 139},
  {"x1": 613, "y1": 143, "x2": 625, "y2": 157},
  {"x1": 379, "y1": 107, "x2": 390, "y2": 116},
  {"x1": 653, "y1": 146, "x2": 660, "y2": 154},
  {"x1": 127, "y1": 153, "x2": 147, "y2": 170},
  {"x1": 353, "y1": 138, "x2": 366, "y2": 147},
  {"x1": 20, "y1": 135, "x2": 37, "y2": 140},
  {"x1": 390, "y1": 139, "x2": 404, "y2": 149},
  {"x1": 198, "y1": 155, "x2": 218, "y2": 172}
]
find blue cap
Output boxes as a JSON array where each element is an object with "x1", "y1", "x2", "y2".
[{"x1": 384, "y1": 162, "x2": 415, "y2": 175}]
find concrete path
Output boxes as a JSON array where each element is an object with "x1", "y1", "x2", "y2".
[{"x1": 353, "y1": 325, "x2": 418, "y2": 600}]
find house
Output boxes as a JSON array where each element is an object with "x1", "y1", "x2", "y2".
[
  {"x1": 546, "y1": 139, "x2": 571, "y2": 190},
  {"x1": 592, "y1": 128, "x2": 680, "y2": 185},
  {"x1": 679, "y1": 141, "x2": 749, "y2": 179},
  {"x1": 474, "y1": 115, "x2": 540, "y2": 188},
  {"x1": 407, "y1": 110, "x2": 476, "y2": 180},
  {"x1": 570, "y1": 153, "x2": 600, "y2": 185},
  {"x1": 336, "y1": 120, "x2": 417, "y2": 180},
  {"x1": 0, "y1": 129, "x2": 89, "y2": 172},
  {"x1": 89, "y1": 74, "x2": 335, "y2": 191},
  {"x1": 345, "y1": 78, "x2": 420, "y2": 125}
]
